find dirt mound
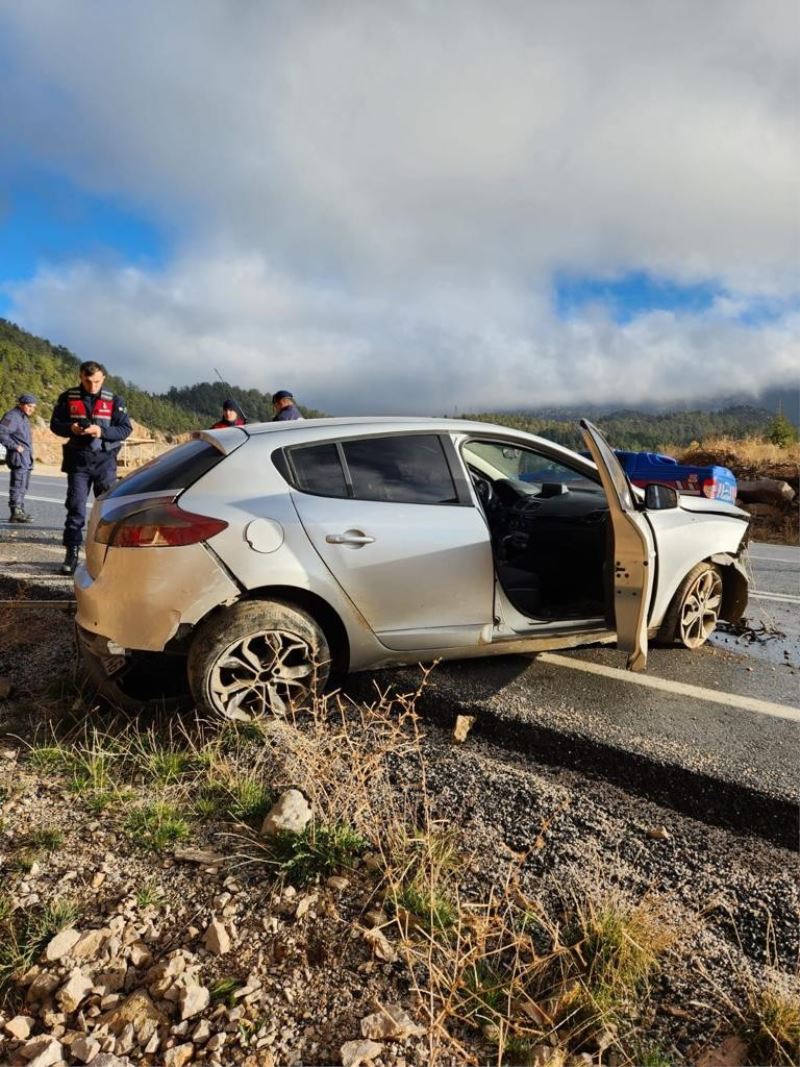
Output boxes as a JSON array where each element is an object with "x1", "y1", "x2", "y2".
[
  {"x1": 31, "y1": 417, "x2": 180, "y2": 469},
  {"x1": 677, "y1": 438, "x2": 799, "y2": 545}
]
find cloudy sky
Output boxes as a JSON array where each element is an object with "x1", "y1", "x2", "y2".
[{"x1": 1, "y1": 0, "x2": 798, "y2": 414}]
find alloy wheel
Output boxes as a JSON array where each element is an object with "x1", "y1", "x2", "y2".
[
  {"x1": 209, "y1": 628, "x2": 316, "y2": 720},
  {"x1": 678, "y1": 568, "x2": 723, "y2": 648}
]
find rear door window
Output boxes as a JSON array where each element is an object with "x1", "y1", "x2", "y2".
[
  {"x1": 284, "y1": 434, "x2": 461, "y2": 504},
  {"x1": 343, "y1": 435, "x2": 458, "y2": 504},
  {"x1": 105, "y1": 440, "x2": 225, "y2": 499},
  {"x1": 288, "y1": 442, "x2": 349, "y2": 498}
]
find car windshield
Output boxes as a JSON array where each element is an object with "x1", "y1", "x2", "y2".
[{"x1": 463, "y1": 440, "x2": 597, "y2": 491}]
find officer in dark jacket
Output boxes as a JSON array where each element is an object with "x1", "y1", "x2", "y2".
[
  {"x1": 0, "y1": 393, "x2": 38, "y2": 523},
  {"x1": 271, "y1": 389, "x2": 303, "y2": 421},
  {"x1": 211, "y1": 398, "x2": 246, "y2": 429},
  {"x1": 50, "y1": 361, "x2": 132, "y2": 574}
]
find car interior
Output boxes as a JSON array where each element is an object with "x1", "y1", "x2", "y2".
[{"x1": 464, "y1": 441, "x2": 610, "y2": 622}]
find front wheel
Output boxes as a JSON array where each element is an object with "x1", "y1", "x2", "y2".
[
  {"x1": 658, "y1": 562, "x2": 723, "y2": 649},
  {"x1": 188, "y1": 600, "x2": 330, "y2": 720}
]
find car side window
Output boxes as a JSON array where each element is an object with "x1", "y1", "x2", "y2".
[
  {"x1": 463, "y1": 440, "x2": 595, "y2": 487},
  {"x1": 343, "y1": 435, "x2": 458, "y2": 504},
  {"x1": 288, "y1": 443, "x2": 348, "y2": 498}
]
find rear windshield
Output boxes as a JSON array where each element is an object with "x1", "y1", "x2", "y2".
[{"x1": 105, "y1": 440, "x2": 226, "y2": 498}]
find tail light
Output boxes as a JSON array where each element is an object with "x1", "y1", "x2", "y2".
[
  {"x1": 701, "y1": 478, "x2": 716, "y2": 499},
  {"x1": 95, "y1": 496, "x2": 228, "y2": 548}
]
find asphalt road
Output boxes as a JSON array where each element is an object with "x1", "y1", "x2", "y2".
[{"x1": 2, "y1": 469, "x2": 798, "y2": 845}]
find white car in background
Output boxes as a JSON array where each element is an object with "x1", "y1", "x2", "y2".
[{"x1": 74, "y1": 418, "x2": 750, "y2": 719}]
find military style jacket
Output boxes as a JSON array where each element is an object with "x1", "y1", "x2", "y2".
[
  {"x1": 50, "y1": 386, "x2": 133, "y2": 470},
  {"x1": 0, "y1": 406, "x2": 34, "y2": 469}
]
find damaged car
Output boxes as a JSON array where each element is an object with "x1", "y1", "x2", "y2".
[{"x1": 74, "y1": 418, "x2": 750, "y2": 720}]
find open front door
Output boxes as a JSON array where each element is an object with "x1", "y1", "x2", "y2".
[{"x1": 580, "y1": 420, "x2": 654, "y2": 671}]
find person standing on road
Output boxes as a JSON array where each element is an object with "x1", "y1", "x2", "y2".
[
  {"x1": 50, "y1": 361, "x2": 132, "y2": 575},
  {"x1": 271, "y1": 389, "x2": 303, "y2": 421},
  {"x1": 0, "y1": 393, "x2": 38, "y2": 523},
  {"x1": 211, "y1": 398, "x2": 246, "y2": 429}
]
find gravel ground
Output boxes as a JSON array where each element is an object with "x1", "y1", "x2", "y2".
[{"x1": 1, "y1": 605, "x2": 799, "y2": 1067}]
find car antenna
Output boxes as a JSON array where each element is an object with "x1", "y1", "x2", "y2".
[{"x1": 213, "y1": 367, "x2": 248, "y2": 423}]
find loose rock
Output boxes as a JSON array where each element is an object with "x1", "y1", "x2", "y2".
[
  {"x1": 341, "y1": 1038, "x2": 384, "y2": 1067},
  {"x1": 260, "y1": 789, "x2": 312, "y2": 836}
]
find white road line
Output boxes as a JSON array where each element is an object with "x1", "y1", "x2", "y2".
[
  {"x1": 16, "y1": 494, "x2": 65, "y2": 505},
  {"x1": 751, "y1": 591, "x2": 800, "y2": 604},
  {"x1": 539, "y1": 652, "x2": 800, "y2": 723}
]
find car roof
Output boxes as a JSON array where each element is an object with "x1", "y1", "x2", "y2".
[{"x1": 243, "y1": 415, "x2": 537, "y2": 437}]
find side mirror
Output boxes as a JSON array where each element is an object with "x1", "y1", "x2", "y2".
[{"x1": 644, "y1": 482, "x2": 679, "y2": 510}]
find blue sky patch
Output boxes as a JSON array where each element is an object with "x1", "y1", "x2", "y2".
[
  {"x1": 0, "y1": 169, "x2": 166, "y2": 314},
  {"x1": 554, "y1": 270, "x2": 722, "y2": 323}
]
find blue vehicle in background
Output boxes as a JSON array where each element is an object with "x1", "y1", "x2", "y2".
[
  {"x1": 544, "y1": 448, "x2": 738, "y2": 503},
  {"x1": 610, "y1": 450, "x2": 737, "y2": 503}
]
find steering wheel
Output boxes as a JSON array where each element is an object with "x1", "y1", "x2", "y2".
[{"x1": 471, "y1": 471, "x2": 494, "y2": 510}]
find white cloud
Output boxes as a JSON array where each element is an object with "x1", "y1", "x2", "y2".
[
  {"x1": 9, "y1": 250, "x2": 798, "y2": 414},
  {"x1": 2, "y1": 0, "x2": 799, "y2": 410}
]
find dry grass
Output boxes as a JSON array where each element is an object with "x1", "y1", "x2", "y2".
[
  {"x1": 670, "y1": 435, "x2": 800, "y2": 473},
  {"x1": 6, "y1": 671, "x2": 799, "y2": 1065}
]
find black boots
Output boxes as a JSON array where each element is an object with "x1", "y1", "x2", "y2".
[
  {"x1": 9, "y1": 508, "x2": 33, "y2": 523},
  {"x1": 61, "y1": 546, "x2": 80, "y2": 575}
]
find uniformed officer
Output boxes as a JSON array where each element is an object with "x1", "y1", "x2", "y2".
[
  {"x1": 0, "y1": 393, "x2": 38, "y2": 523},
  {"x1": 271, "y1": 389, "x2": 303, "y2": 421},
  {"x1": 211, "y1": 398, "x2": 246, "y2": 429},
  {"x1": 50, "y1": 361, "x2": 133, "y2": 575}
]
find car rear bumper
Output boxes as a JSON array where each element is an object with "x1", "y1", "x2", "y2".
[{"x1": 74, "y1": 543, "x2": 240, "y2": 652}]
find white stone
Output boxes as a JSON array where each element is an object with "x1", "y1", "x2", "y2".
[
  {"x1": 360, "y1": 1005, "x2": 425, "y2": 1041},
  {"x1": 341, "y1": 1038, "x2": 383, "y2": 1067},
  {"x1": 179, "y1": 983, "x2": 210, "y2": 1020},
  {"x1": 203, "y1": 919, "x2": 231, "y2": 956},
  {"x1": 72, "y1": 928, "x2": 110, "y2": 961},
  {"x1": 363, "y1": 927, "x2": 397, "y2": 963},
  {"x1": 191, "y1": 1019, "x2": 211, "y2": 1043},
  {"x1": 44, "y1": 928, "x2": 80, "y2": 962},
  {"x1": 57, "y1": 968, "x2": 93, "y2": 1013},
  {"x1": 5, "y1": 1014, "x2": 35, "y2": 1040},
  {"x1": 164, "y1": 1043, "x2": 195, "y2": 1067},
  {"x1": 71, "y1": 1034, "x2": 102, "y2": 1062},
  {"x1": 20, "y1": 1035, "x2": 63, "y2": 1067},
  {"x1": 260, "y1": 789, "x2": 312, "y2": 837},
  {"x1": 128, "y1": 942, "x2": 152, "y2": 968},
  {"x1": 452, "y1": 714, "x2": 476, "y2": 743}
]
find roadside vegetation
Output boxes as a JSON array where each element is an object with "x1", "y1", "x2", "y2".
[{"x1": 1, "y1": 600, "x2": 798, "y2": 1065}]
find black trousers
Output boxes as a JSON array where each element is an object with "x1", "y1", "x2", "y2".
[{"x1": 63, "y1": 456, "x2": 117, "y2": 547}]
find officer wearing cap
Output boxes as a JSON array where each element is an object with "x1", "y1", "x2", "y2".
[
  {"x1": 211, "y1": 398, "x2": 246, "y2": 429},
  {"x1": 0, "y1": 393, "x2": 38, "y2": 523},
  {"x1": 271, "y1": 389, "x2": 303, "y2": 422},
  {"x1": 50, "y1": 360, "x2": 132, "y2": 575}
]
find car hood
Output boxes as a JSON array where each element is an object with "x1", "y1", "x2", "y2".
[{"x1": 678, "y1": 495, "x2": 749, "y2": 520}]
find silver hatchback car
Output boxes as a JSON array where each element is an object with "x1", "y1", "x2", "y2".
[{"x1": 75, "y1": 417, "x2": 750, "y2": 719}]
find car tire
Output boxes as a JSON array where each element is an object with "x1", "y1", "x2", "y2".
[
  {"x1": 657, "y1": 561, "x2": 723, "y2": 650},
  {"x1": 187, "y1": 600, "x2": 330, "y2": 720}
]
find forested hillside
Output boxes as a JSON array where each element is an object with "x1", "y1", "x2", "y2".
[
  {"x1": 0, "y1": 320, "x2": 198, "y2": 434},
  {"x1": 1, "y1": 318, "x2": 794, "y2": 447},
  {"x1": 0, "y1": 320, "x2": 322, "y2": 431},
  {"x1": 462, "y1": 406, "x2": 788, "y2": 451},
  {"x1": 166, "y1": 381, "x2": 325, "y2": 422}
]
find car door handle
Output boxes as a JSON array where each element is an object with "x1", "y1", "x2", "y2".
[{"x1": 326, "y1": 531, "x2": 376, "y2": 546}]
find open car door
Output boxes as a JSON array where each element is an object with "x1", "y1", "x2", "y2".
[{"x1": 580, "y1": 420, "x2": 654, "y2": 671}]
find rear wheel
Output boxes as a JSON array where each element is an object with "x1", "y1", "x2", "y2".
[
  {"x1": 188, "y1": 600, "x2": 330, "y2": 720},
  {"x1": 658, "y1": 562, "x2": 723, "y2": 649}
]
